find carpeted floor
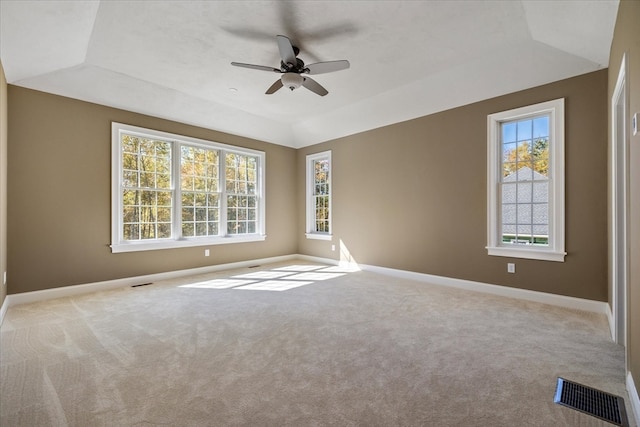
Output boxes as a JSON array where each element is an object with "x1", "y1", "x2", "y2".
[{"x1": 0, "y1": 261, "x2": 635, "y2": 426}]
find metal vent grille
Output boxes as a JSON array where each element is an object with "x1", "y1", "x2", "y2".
[{"x1": 554, "y1": 377, "x2": 628, "y2": 426}]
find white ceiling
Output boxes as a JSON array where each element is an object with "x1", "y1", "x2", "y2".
[{"x1": 0, "y1": 0, "x2": 619, "y2": 148}]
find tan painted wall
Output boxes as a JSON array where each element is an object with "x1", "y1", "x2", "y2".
[
  {"x1": 0, "y1": 62, "x2": 7, "y2": 307},
  {"x1": 7, "y1": 86, "x2": 298, "y2": 294},
  {"x1": 609, "y1": 0, "x2": 640, "y2": 399},
  {"x1": 299, "y1": 70, "x2": 609, "y2": 302}
]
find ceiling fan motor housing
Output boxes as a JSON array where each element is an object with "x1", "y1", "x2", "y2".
[{"x1": 281, "y1": 57, "x2": 305, "y2": 73}]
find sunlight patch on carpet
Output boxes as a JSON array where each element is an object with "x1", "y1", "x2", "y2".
[
  {"x1": 180, "y1": 279, "x2": 256, "y2": 289},
  {"x1": 272, "y1": 265, "x2": 325, "y2": 272},
  {"x1": 286, "y1": 272, "x2": 346, "y2": 281},
  {"x1": 179, "y1": 264, "x2": 354, "y2": 292},
  {"x1": 232, "y1": 271, "x2": 296, "y2": 279},
  {"x1": 235, "y1": 280, "x2": 314, "y2": 291}
]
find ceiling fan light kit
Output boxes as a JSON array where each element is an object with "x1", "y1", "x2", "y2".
[
  {"x1": 231, "y1": 35, "x2": 350, "y2": 96},
  {"x1": 281, "y1": 73, "x2": 303, "y2": 91}
]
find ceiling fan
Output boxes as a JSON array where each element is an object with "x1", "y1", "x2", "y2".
[{"x1": 231, "y1": 35, "x2": 350, "y2": 96}]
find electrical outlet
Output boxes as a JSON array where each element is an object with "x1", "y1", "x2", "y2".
[
  {"x1": 3, "y1": 271, "x2": 5, "y2": 285},
  {"x1": 204, "y1": 249, "x2": 210, "y2": 257},
  {"x1": 507, "y1": 263, "x2": 515, "y2": 274},
  {"x1": 331, "y1": 244, "x2": 336, "y2": 251}
]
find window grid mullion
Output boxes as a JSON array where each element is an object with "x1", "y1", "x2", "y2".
[
  {"x1": 173, "y1": 141, "x2": 181, "y2": 240},
  {"x1": 220, "y1": 149, "x2": 228, "y2": 236}
]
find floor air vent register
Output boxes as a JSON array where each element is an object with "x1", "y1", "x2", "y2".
[{"x1": 554, "y1": 377, "x2": 629, "y2": 426}]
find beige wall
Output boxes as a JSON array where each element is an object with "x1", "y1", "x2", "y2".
[
  {"x1": 7, "y1": 86, "x2": 298, "y2": 294},
  {"x1": 609, "y1": 0, "x2": 640, "y2": 400},
  {"x1": 0, "y1": 62, "x2": 7, "y2": 307},
  {"x1": 299, "y1": 70, "x2": 609, "y2": 302}
]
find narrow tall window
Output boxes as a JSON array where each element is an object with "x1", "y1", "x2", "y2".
[
  {"x1": 306, "y1": 151, "x2": 332, "y2": 240},
  {"x1": 112, "y1": 123, "x2": 265, "y2": 253},
  {"x1": 487, "y1": 99, "x2": 565, "y2": 262}
]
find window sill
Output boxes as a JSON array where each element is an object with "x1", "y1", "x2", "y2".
[
  {"x1": 305, "y1": 233, "x2": 332, "y2": 241},
  {"x1": 487, "y1": 246, "x2": 565, "y2": 262},
  {"x1": 111, "y1": 234, "x2": 267, "y2": 253}
]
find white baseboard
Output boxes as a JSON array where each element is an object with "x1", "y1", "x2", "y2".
[
  {"x1": 0, "y1": 296, "x2": 8, "y2": 326},
  {"x1": 606, "y1": 301, "x2": 615, "y2": 340},
  {"x1": 296, "y1": 254, "x2": 341, "y2": 266},
  {"x1": 628, "y1": 372, "x2": 640, "y2": 427},
  {"x1": 356, "y1": 262, "x2": 608, "y2": 314}
]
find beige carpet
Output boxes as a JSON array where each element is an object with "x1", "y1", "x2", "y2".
[{"x1": 0, "y1": 261, "x2": 634, "y2": 426}]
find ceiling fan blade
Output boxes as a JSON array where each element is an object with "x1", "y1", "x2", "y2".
[
  {"x1": 231, "y1": 62, "x2": 281, "y2": 73},
  {"x1": 305, "y1": 60, "x2": 350, "y2": 75},
  {"x1": 265, "y1": 79, "x2": 284, "y2": 95},
  {"x1": 276, "y1": 35, "x2": 297, "y2": 67},
  {"x1": 302, "y1": 77, "x2": 328, "y2": 96}
]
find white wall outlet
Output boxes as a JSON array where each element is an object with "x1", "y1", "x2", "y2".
[
  {"x1": 204, "y1": 249, "x2": 210, "y2": 257},
  {"x1": 3, "y1": 271, "x2": 5, "y2": 285},
  {"x1": 633, "y1": 112, "x2": 638, "y2": 136},
  {"x1": 331, "y1": 244, "x2": 336, "y2": 251},
  {"x1": 507, "y1": 263, "x2": 515, "y2": 273}
]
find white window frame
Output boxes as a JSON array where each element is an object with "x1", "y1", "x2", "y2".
[
  {"x1": 305, "y1": 150, "x2": 332, "y2": 240},
  {"x1": 486, "y1": 98, "x2": 565, "y2": 262},
  {"x1": 111, "y1": 123, "x2": 266, "y2": 253}
]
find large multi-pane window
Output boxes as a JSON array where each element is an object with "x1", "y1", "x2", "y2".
[
  {"x1": 112, "y1": 123, "x2": 265, "y2": 252},
  {"x1": 306, "y1": 151, "x2": 332, "y2": 240},
  {"x1": 487, "y1": 99, "x2": 565, "y2": 262}
]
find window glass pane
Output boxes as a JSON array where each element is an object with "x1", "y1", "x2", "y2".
[
  {"x1": 533, "y1": 116, "x2": 549, "y2": 138},
  {"x1": 501, "y1": 204, "x2": 516, "y2": 225},
  {"x1": 182, "y1": 222, "x2": 194, "y2": 237},
  {"x1": 516, "y1": 119, "x2": 532, "y2": 141},
  {"x1": 208, "y1": 222, "x2": 219, "y2": 234},
  {"x1": 182, "y1": 207, "x2": 194, "y2": 222},
  {"x1": 516, "y1": 182, "x2": 532, "y2": 203},
  {"x1": 532, "y1": 136, "x2": 549, "y2": 177},
  {"x1": 501, "y1": 183, "x2": 516, "y2": 204},
  {"x1": 517, "y1": 224, "x2": 532, "y2": 238},
  {"x1": 502, "y1": 142, "x2": 516, "y2": 162},
  {"x1": 503, "y1": 162, "x2": 517, "y2": 178},
  {"x1": 533, "y1": 225, "x2": 548, "y2": 238},
  {"x1": 516, "y1": 140, "x2": 531, "y2": 162},
  {"x1": 123, "y1": 170, "x2": 138, "y2": 187},
  {"x1": 157, "y1": 208, "x2": 171, "y2": 222},
  {"x1": 517, "y1": 204, "x2": 532, "y2": 224},
  {"x1": 502, "y1": 122, "x2": 516, "y2": 143},
  {"x1": 157, "y1": 223, "x2": 171, "y2": 239},
  {"x1": 196, "y1": 222, "x2": 207, "y2": 236},
  {"x1": 532, "y1": 182, "x2": 547, "y2": 203},
  {"x1": 533, "y1": 204, "x2": 548, "y2": 225},
  {"x1": 122, "y1": 135, "x2": 139, "y2": 153}
]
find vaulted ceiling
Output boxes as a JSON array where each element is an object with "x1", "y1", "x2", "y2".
[{"x1": 0, "y1": 1, "x2": 619, "y2": 148}]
